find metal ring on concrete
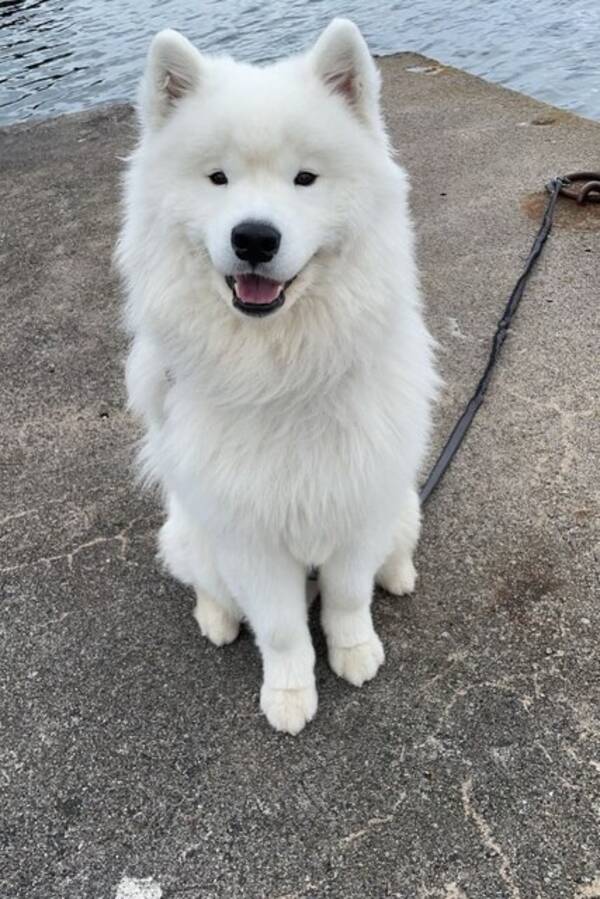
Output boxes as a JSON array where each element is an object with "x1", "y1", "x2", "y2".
[{"x1": 559, "y1": 171, "x2": 600, "y2": 204}]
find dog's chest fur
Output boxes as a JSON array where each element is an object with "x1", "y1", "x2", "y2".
[{"x1": 164, "y1": 382, "x2": 386, "y2": 561}]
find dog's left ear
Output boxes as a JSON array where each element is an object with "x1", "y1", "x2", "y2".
[{"x1": 310, "y1": 19, "x2": 382, "y2": 132}]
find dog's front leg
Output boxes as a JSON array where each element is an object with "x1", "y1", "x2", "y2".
[
  {"x1": 320, "y1": 543, "x2": 385, "y2": 687},
  {"x1": 215, "y1": 539, "x2": 317, "y2": 735}
]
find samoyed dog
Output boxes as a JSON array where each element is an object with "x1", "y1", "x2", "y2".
[{"x1": 117, "y1": 19, "x2": 437, "y2": 734}]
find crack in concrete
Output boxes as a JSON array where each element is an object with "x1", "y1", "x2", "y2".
[
  {"x1": 337, "y1": 791, "x2": 407, "y2": 850},
  {"x1": 461, "y1": 776, "x2": 521, "y2": 899},
  {"x1": 30, "y1": 609, "x2": 74, "y2": 635},
  {"x1": 0, "y1": 510, "x2": 38, "y2": 528},
  {"x1": 0, "y1": 517, "x2": 152, "y2": 574},
  {"x1": 0, "y1": 495, "x2": 71, "y2": 534},
  {"x1": 417, "y1": 650, "x2": 469, "y2": 699},
  {"x1": 438, "y1": 676, "x2": 532, "y2": 727},
  {"x1": 338, "y1": 814, "x2": 394, "y2": 846}
]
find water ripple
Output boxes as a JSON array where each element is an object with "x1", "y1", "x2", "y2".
[{"x1": 0, "y1": 0, "x2": 599, "y2": 124}]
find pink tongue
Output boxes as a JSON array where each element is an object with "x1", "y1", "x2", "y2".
[{"x1": 235, "y1": 274, "x2": 283, "y2": 304}]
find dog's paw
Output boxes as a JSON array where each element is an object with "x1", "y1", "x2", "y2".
[
  {"x1": 260, "y1": 685, "x2": 318, "y2": 735},
  {"x1": 193, "y1": 590, "x2": 240, "y2": 647},
  {"x1": 377, "y1": 557, "x2": 417, "y2": 596},
  {"x1": 328, "y1": 634, "x2": 385, "y2": 686}
]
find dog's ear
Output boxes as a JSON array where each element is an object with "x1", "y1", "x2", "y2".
[
  {"x1": 140, "y1": 29, "x2": 203, "y2": 129},
  {"x1": 310, "y1": 19, "x2": 382, "y2": 131}
]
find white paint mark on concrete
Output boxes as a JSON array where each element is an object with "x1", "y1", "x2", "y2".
[
  {"x1": 447, "y1": 316, "x2": 471, "y2": 341},
  {"x1": 405, "y1": 64, "x2": 445, "y2": 75},
  {"x1": 115, "y1": 877, "x2": 163, "y2": 899},
  {"x1": 444, "y1": 884, "x2": 468, "y2": 899},
  {"x1": 576, "y1": 876, "x2": 600, "y2": 897}
]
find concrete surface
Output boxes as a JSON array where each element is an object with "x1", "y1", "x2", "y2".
[{"x1": 1, "y1": 54, "x2": 599, "y2": 899}]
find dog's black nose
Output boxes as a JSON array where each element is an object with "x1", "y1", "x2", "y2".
[{"x1": 231, "y1": 221, "x2": 281, "y2": 266}]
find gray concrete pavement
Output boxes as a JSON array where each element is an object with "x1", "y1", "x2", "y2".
[{"x1": 1, "y1": 55, "x2": 599, "y2": 899}]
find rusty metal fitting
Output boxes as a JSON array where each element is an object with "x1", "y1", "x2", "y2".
[{"x1": 558, "y1": 172, "x2": 600, "y2": 204}]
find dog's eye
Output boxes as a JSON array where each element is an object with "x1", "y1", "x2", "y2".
[
  {"x1": 209, "y1": 171, "x2": 228, "y2": 185},
  {"x1": 294, "y1": 171, "x2": 318, "y2": 187}
]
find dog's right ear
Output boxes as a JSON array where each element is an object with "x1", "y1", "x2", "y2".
[{"x1": 140, "y1": 29, "x2": 203, "y2": 129}]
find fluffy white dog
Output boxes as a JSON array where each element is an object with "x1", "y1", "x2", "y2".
[{"x1": 117, "y1": 19, "x2": 438, "y2": 734}]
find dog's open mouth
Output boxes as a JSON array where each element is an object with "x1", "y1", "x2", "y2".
[{"x1": 226, "y1": 274, "x2": 290, "y2": 317}]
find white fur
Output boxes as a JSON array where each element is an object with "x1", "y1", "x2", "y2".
[{"x1": 117, "y1": 19, "x2": 439, "y2": 734}]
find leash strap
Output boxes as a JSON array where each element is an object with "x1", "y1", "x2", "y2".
[
  {"x1": 418, "y1": 176, "x2": 566, "y2": 506},
  {"x1": 308, "y1": 176, "x2": 573, "y2": 581}
]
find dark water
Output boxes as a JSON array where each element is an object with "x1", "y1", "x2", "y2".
[{"x1": 1, "y1": 0, "x2": 600, "y2": 125}]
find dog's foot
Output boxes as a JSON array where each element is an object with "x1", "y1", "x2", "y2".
[
  {"x1": 377, "y1": 557, "x2": 417, "y2": 596},
  {"x1": 260, "y1": 684, "x2": 318, "y2": 735},
  {"x1": 193, "y1": 589, "x2": 240, "y2": 646},
  {"x1": 328, "y1": 634, "x2": 385, "y2": 686}
]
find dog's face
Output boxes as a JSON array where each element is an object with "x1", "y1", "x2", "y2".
[{"x1": 137, "y1": 20, "x2": 390, "y2": 319}]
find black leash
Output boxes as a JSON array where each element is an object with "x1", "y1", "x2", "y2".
[
  {"x1": 418, "y1": 175, "x2": 569, "y2": 505},
  {"x1": 308, "y1": 173, "x2": 594, "y2": 581}
]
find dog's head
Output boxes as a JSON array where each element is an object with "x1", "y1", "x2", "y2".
[{"x1": 136, "y1": 20, "x2": 393, "y2": 320}]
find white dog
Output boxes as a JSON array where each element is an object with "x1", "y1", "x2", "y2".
[{"x1": 117, "y1": 19, "x2": 438, "y2": 734}]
